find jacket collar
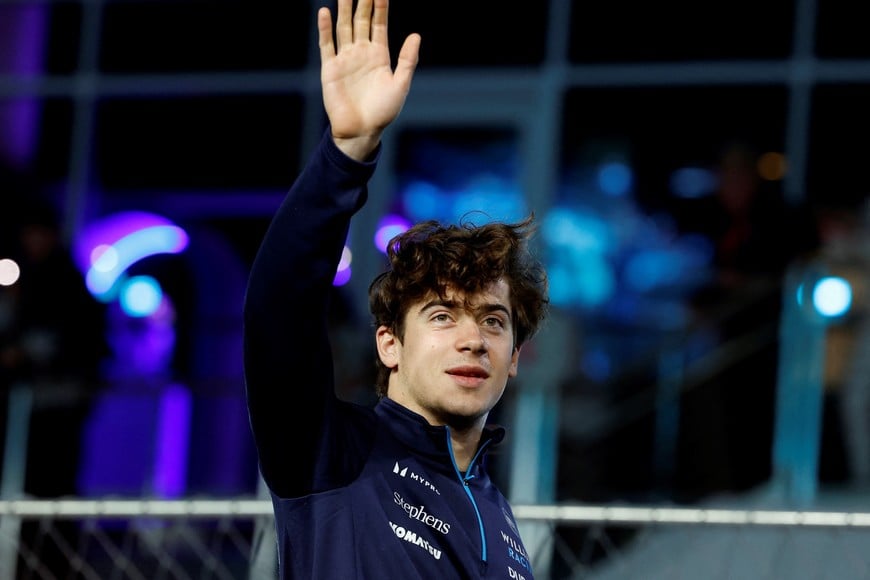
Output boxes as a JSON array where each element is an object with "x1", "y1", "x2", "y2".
[{"x1": 374, "y1": 397, "x2": 506, "y2": 476}]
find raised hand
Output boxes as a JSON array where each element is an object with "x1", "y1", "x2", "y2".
[{"x1": 318, "y1": 0, "x2": 421, "y2": 160}]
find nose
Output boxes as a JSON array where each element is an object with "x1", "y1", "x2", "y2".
[{"x1": 456, "y1": 317, "x2": 487, "y2": 354}]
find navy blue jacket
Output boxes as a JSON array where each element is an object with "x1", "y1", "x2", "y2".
[{"x1": 244, "y1": 130, "x2": 534, "y2": 579}]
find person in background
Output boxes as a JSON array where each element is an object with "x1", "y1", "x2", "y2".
[
  {"x1": 0, "y1": 188, "x2": 108, "y2": 577},
  {"x1": 676, "y1": 142, "x2": 819, "y2": 499}
]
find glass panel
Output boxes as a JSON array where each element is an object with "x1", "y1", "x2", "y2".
[
  {"x1": 569, "y1": 0, "x2": 794, "y2": 63},
  {"x1": 100, "y1": 1, "x2": 311, "y2": 73},
  {"x1": 808, "y1": 84, "x2": 870, "y2": 209},
  {"x1": 816, "y1": 2, "x2": 870, "y2": 58},
  {"x1": 389, "y1": 2, "x2": 547, "y2": 67},
  {"x1": 95, "y1": 95, "x2": 303, "y2": 191}
]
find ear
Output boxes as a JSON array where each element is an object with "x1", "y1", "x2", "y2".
[
  {"x1": 508, "y1": 345, "x2": 522, "y2": 378},
  {"x1": 376, "y1": 325, "x2": 400, "y2": 370}
]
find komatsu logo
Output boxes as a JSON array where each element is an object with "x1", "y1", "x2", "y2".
[
  {"x1": 392, "y1": 462, "x2": 440, "y2": 495},
  {"x1": 389, "y1": 521, "x2": 442, "y2": 561}
]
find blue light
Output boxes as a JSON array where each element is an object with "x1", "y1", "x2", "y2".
[
  {"x1": 119, "y1": 275, "x2": 164, "y2": 318},
  {"x1": 547, "y1": 253, "x2": 615, "y2": 308},
  {"x1": 670, "y1": 167, "x2": 719, "y2": 198},
  {"x1": 582, "y1": 349, "x2": 612, "y2": 382},
  {"x1": 812, "y1": 276, "x2": 852, "y2": 318},
  {"x1": 451, "y1": 175, "x2": 527, "y2": 224},
  {"x1": 597, "y1": 162, "x2": 633, "y2": 197},
  {"x1": 402, "y1": 181, "x2": 444, "y2": 221},
  {"x1": 86, "y1": 225, "x2": 188, "y2": 298},
  {"x1": 625, "y1": 250, "x2": 676, "y2": 292},
  {"x1": 542, "y1": 208, "x2": 611, "y2": 253}
]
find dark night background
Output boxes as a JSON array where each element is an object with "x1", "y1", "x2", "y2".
[{"x1": 1, "y1": 0, "x2": 868, "y2": 513}]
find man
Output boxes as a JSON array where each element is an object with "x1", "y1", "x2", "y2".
[{"x1": 243, "y1": 0, "x2": 548, "y2": 577}]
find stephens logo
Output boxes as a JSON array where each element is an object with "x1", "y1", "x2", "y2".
[
  {"x1": 392, "y1": 461, "x2": 440, "y2": 495},
  {"x1": 394, "y1": 492, "x2": 451, "y2": 534}
]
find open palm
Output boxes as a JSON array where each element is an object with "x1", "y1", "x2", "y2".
[{"x1": 318, "y1": 0, "x2": 420, "y2": 156}]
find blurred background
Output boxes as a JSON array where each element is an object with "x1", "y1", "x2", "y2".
[{"x1": 1, "y1": 0, "x2": 870, "y2": 576}]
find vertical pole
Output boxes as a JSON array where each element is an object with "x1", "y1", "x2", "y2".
[
  {"x1": 247, "y1": 475, "x2": 277, "y2": 579},
  {"x1": 771, "y1": 263, "x2": 828, "y2": 505},
  {"x1": 653, "y1": 344, "x2": 683, "y2": 492},
  {"x1": 0, "y1": 385, "x2": 34, "y2": 580}
]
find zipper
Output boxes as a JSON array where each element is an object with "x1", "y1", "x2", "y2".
[{"x1": 446, "y1": 427, "x2": 491, "y2": 565}]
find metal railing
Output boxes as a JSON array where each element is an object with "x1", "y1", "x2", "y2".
[{"x1": 3, "y1": 498, "x2": 870, "y2": 579}]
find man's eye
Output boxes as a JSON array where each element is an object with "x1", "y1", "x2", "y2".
[
  {"x1": 432, "y1": 313, "x2": 450, "y2": 322},
  {"x1": 482, "y1": 317, "x2": 504, "y2": 328}
]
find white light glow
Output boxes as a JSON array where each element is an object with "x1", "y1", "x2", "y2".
[
  {"x1": 813, "y1": 276, "x2": 852, "y2": 318},
  {"x1": 0, "y1": 259, "x2": 20, "y2": 286}
]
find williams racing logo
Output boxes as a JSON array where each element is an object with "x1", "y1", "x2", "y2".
[{"x1": 392, "y1": 461, "x2": 440, "y2": 495}]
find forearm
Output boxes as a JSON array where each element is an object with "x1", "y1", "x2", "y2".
[{"x1": 243, "y1": 129, "x2": 378, "y2": 494}]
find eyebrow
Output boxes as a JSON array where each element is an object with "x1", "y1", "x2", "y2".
[{"x1": 420, "y1": 299, "x2": 512, "y2": 319}]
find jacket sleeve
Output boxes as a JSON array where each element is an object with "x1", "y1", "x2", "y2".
[{"x1": 243, "y1": 129, "x2": 379, "y2": 498}]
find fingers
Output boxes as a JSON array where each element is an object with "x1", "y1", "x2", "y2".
[
  {"x1": 354, "y1": 0, "x2": 374, "y2": 42},
  {"x1": 336, "y1": 0, "x2": 353, "y2": 49},
  {"x1": 330, "y1": 0, "x2": 388, "y2": 49},
  {"x1": 317, "y1": 7, "x2": 335, "y2": 63},
  {"x1": 371, "y1": 0, "x2": 388, "y2": 46}
]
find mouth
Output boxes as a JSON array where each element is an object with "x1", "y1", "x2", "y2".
[
  {"x1": 446, "y1": 366, "x2": 490, "y2": 387},
  {"x1": 446, "y1": 366, "x2": 490, "y2": 379}
]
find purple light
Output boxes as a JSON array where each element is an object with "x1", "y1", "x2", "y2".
[
  {"x1": 374, "y1": 214, "x2": 412, "y2": 254},
  {"x1": 333, "y1": 266, "x2": 352, "y2": 287},
  {"x1": 85, "y1": 225, "x2": 188, "y2": 297},
  {"x1": 0, "y1": 4, "x2": 46, "y2": 168},
  {"x1": 153, "y1": 384, "x2": 192, "y2": 498},
  {"x1": 74, "y1": 211, "x2": 181, "y2": 274},
  {"x1": 332, "y1": 246, "x2": 352, "y2": 286}
]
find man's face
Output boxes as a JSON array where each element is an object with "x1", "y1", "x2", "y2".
[{"x1": 377, "y1": 279, "x2": 521, "y2": 431}]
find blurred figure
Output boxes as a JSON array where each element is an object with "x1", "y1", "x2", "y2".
[
  {"x1": 706, "y1": 142, "x2": 816, "y2": 284},
  {"x1": 815, "y1": 201, "x2": 870, "y2": 487},
  {"x1": 0, "y1": 197, "x2": 108, "y2": 499},
  {"x1": 676, "y1": 142, "x2": 819, "y2": 499},
  {"x1": 0, "y1": 187, "x2": 108, "y2": 578}
]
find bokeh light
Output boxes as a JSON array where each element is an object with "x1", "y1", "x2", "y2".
[
  {"x1": 597, "y1": 161, "x2": 633, "y2": 197},
  {"x1": 333, "y1": 266, "x2": 352, "y2": 287},
  {"x1": 86, "y1": 225, "x2": 188, "y2": 298},
  {"x1": 374, "y1": 214, "x2": 412, "y2": 254},
  {"x1": 90, "y1": 244, "x2": 118, "y2": 273},
  {"x1": 812, "y1": 276, "x2": 852, "y2": 318},
  {"x1": 0, "y1": 258, "x2": 21, "y2": 286},
  {"x1": 401, "y1": 176, "x2": 527, "y2": 225},
  {"x1": 757, "y1": 151, "x2": 788, "y2": 181},
  {"x1": 119, "y1": 275, "x2": 164, "y2": 318},
  {"x1": 670, "y1": 167, "x2": 719, "y2": 198}
]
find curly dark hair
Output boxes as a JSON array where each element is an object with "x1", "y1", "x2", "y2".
[{"x1": 368, "y1": 215, "x2": 549, "y2": 396}]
